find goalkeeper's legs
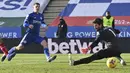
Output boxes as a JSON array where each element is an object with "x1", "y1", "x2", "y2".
[
  {"x1": 73, "y1": 49, "x2": 107, "y2": 65},
  {"x1": 70, "y1": 49, "x2": 120, "y2": 66},
  {"x1": 116, "y1": 55, "x2": 126, "y2": 66}
]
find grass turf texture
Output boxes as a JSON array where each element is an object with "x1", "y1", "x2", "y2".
[{"x1": 0, "y1": 54, "x2": 130, "y2": 73}]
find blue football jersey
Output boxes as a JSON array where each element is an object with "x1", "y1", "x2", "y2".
[{"x1": 23, "y1": 12, "x2": 45, "y2": 35}]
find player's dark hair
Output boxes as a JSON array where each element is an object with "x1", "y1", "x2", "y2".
[
  {"x1": 33, "y1": 2, "x2": 40, "y2": 6},
  {"x1": 93, "y1": 18, "x2": 103, "y2": 25},
  {"x1": 106, "y1": 11, "x2": 110, "y2": 14}
]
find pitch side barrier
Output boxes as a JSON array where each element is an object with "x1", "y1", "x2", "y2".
[{"x1": 1, "y1": 38, "x2": 130, "y2": 54}]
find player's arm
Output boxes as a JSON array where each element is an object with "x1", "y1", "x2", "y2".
[
  {"x1": 90, "y1": 34, "x2": 101, "y2": 49},
  {"x1": 41, "y1": 14, "x2": 46, "y2": 24},
  {"x1": 23, "y1": 14, "x2": 30, "y2": 27},
  {"x1": 112, "y1": 19, "x2": 120, "y2": 34},
  {"x1": 41, "y1": 15, "x2": 48, "y2": 31},
  {"x1": 81, "y1": 33, "x2": 101, "y2": 54},
  {"x1": 41, "y1": 14, "x2": 47, "y2": 27},
  {"x1": 23, "y1": 14, "x2": 33, "y2": 29}
]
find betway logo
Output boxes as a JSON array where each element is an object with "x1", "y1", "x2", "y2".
[{"x1": 48, "y1": 39, "x2": 105, "y2": 54}]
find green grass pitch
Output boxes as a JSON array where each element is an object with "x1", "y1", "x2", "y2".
[{"x1": 0, "y1": 54, "x2": 130, "y2": 73}]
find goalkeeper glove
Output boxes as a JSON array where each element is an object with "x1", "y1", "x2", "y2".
[{"x1": 81, "y1": 46, "x2": 91, "y2": 54}]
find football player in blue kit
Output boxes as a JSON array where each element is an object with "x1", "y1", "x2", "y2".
[{"x1": 7, "y1": 2, "x2": 57, "y2": 62}]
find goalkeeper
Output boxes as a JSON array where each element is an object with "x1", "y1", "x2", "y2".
[{"x1": 69, "y1": 18, "x2": 126, "y2": 66}]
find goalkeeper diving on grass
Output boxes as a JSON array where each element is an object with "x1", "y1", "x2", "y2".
[
  {"x1": 69, "y1": 18, "x2": 126, "y2": 66},
  {"x1": 7, "y1": 2, "x2": 57, "y2": 62}
]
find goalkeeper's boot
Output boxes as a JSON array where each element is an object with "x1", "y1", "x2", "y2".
[
  {"x1": 120, "y1": 59, "x2": 127, "y2": 66},
  {"x1": 68, "y1": 54, "x2": 75, "y2": 66},
  {"x1": 69, "y1": 59, "x2": 75, "y2": 66}
]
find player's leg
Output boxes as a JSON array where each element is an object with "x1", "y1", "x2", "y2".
[
  {"x1": 7, "y1": 33, "x2": 31, "y2": 61},
  {"x1": 70, "y1": 49, "x2": 119, "y2": 66},
  {"x1": 41, "y1": 40, "x2": 50, "y2": 60},
  {"x1": 7, "y1": 45, "x2": 24, "y2": 61},
  {"x1": 35, "y1": 36, "x2": 57, "y2": 62},
  {"x1": 70, "y1": 49, "x2": 107, "y2": 66},
  {"x1": 41, "y1": 40, "x2": 57, "y2": 62},
  {"x1": 116, "y1": 55, "x2": 126, "y2": 66},
  {"x1": 8, "y1": 44, "x2": 24, "y2": 53},
  {"x1": 7, "y1": 42, "x2": 25, "y2": 61},
  {"x1": 0, "y1": 39, "x2": 8, "y2": 62}
]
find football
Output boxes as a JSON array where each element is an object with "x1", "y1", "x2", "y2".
[{"x1": 106, "y1": 57, "x2": 117, "y2": 68}]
